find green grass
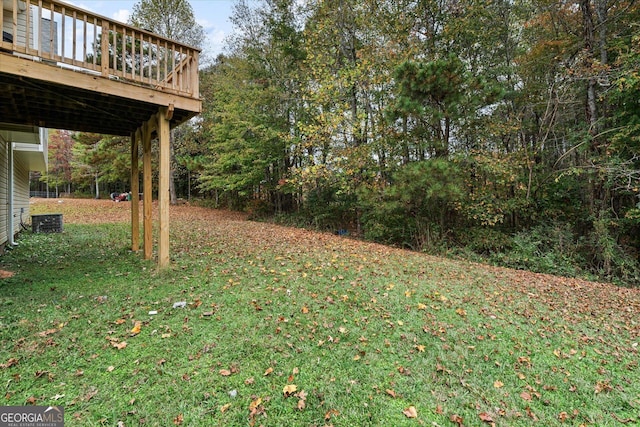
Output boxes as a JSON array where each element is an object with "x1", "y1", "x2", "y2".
[{"x1": 1, "y1": 204, "x2": 639, "y2": 426}]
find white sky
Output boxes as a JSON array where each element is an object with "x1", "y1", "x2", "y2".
[{"x1": 66, "y1": 0, "x2": 237, "y2": 59}]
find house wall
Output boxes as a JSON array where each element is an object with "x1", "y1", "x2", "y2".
[
  {"x1": 2, "y1": 1, "x2": 28, "y2": 47},
  {"x1": 13, "y1": 154, "x2": 29, "y2": 236}
]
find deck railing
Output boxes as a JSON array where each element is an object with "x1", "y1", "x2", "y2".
[{"x1": 0, "y1": 0, "x2": 199, "y2": 98}]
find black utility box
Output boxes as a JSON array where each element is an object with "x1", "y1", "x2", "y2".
[{"x1": 32, "y1": 214, "x2": 64, "y2": 233}]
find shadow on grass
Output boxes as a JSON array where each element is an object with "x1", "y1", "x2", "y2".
[{"x1": 0, "y1": 224, "x2": 149, "y2": 294}]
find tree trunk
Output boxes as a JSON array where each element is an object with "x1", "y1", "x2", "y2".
[
  {"x1": 581, "y1": 0, "x2": 598, "y2": 135},
  {"x1": 187, "y1": 170, "x2": 191, "y2": 201}
]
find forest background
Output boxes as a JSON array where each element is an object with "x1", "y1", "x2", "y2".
[{"x1": 33, "y1": 0, "x2": 640, "y2": 286}]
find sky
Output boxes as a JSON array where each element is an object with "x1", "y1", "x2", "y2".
[{"x1": 67, "y1": 0, "x2": 238, "y2": 59}]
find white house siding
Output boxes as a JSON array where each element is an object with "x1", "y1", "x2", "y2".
[
  {"x1": 0, "y1": 138, "x2": 7, "y2": 248},
  {"x1": 2, "y1": 1, "x2": 28, "y2": 47},
  {"x1": 13, "y1": 155, "x2": 29, "y2": 236}
]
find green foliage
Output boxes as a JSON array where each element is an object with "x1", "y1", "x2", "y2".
[
  {"x1": 129, "y1": 0, "x2": 205, "y2": 49},
  {"x1": 72, "y1": 133, "x2": 131, "y2": 195},
  {"x1": 455, "y1": 152, "x2": 532, "y2": 228},
  {"x1": 196, "y1": 57, "x2": 289, "y2": 209},
  {"x1": 585, "y1": 212, "x2": 640, "y2": 285},
  {"x1": 393, "y1": 56, "x2": 466, "y2": 118},
  {"x1": 360, "y1": 159, "x2": 464, "y2": 250},
  {"x1": 489, "y1": 224, "x2": 584, "y2": 279}
]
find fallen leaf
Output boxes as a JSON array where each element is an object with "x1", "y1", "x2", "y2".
[
  {"x1": 264, "y1": 367, "x2": 273, "y2": 376},
  {"x1": 130, "y1": 322, "x2": 141, "y2": 336},
  {"x1": 479, "y1": 412, "x2": 494, "y2": 423},
  {"x1": 219, "y1": 369, "x2": 232, "y2": 376},
  {"x1": 297, "y1": 399, "x2": 305, "y2": 410},
  {"x1": 249, "y1": 397, "x2": 262, "y2": 411},
  {"x1": 245, "y1": 377, "x2": 255, "y2": 385},
  {"x1": 385, "y1": 389, "x2": 396, "y2": 398},
  {"x1": 0, "y1": 358, "x2": 19, "y2": 369},
  {"x1": 324, "y1": 409, "x2": 339, "y2": 421},
  {"x1": 520, "y1": 391, "x2": 532, "y2": 401},
  {"x1": 417, "y1": 303, "x2": 427, "y2": 310},
  {"x1": 283, "y1": 384, "x2": 297, "y2": 396},
  {"x1": 112, "y1": 341, "x2": 127, "y2": 350},
  {"x1": 34, "y1": 370, "x2": 49, "y2": 379},
  {"x1": 0, "y1": 269, "x2": 14, "y2": 278},
  {"x1": 107, "y1": 366, "x2": 115, "y2": 372},
  {"x1": 220, "y1": 403, "x2": 231, "y2": 413},
  {"x1": 301, "y1": 306, "x2": 309, "y2": 314},
  {"x1": 84, "y1": 388, "x2": 98, "y2": 401},
  {"x1": 403, "y1": 406, "x2": 418, "y2": 418},
  {"x1": 173, "y1": 413, "x2": 183, "y2": 425},
  {"x1": 525, "y1": 406, "x2": 538, "y2": 421},
  {"x1": 595, "y1": 380, "x2": 613, "y2": 394},
  {"x1": 450, "y1": 414, "x2": 464, "y2": 426},
  {"x1": 455, "y1": 308, "x2": 467, "y2": 317},
  {"x1": 493, "y1": 380, "x2": 504, "y2": 388}
]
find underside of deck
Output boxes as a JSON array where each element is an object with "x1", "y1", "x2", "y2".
[{"x1": 0, "y1": 52, "x2": 200, "y2": 136}]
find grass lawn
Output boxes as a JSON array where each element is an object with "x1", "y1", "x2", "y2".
[{"x1": 1, "y1": 198, "x2": 639, "y2": 426}]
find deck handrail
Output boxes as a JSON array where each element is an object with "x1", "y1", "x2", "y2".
[{"x1": 0, "y1": 0, "x2": 200, "y2": 98}]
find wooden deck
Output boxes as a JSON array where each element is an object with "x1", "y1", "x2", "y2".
[
  {"x1": 0, "y1": 0, "x2": 201, "y2": 136},
  {"x1": 1, "y1": 0, "x2": 202, "y2": 267}
]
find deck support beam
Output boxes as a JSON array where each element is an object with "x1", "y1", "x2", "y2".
[
  {"x1": 131, "y1": 130, "x2": 140, "y2": 252},
  {"x1": 133, "y1": 107, "x2": 172, "y2": 268},
  {"x1": 142, "y1": 119, "x2": 154, "y2": 261},
  {"x1": 158, "y1": 107, "x2": 171, "y2": 268}
]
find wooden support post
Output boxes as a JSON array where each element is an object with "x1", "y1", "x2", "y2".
[
  {"x1": 101, "y1": 20, "x2": 110, "y2": 77},
  {"x1": 192, "y1": 52, "x2": 200, "y2": 98},
  {"x1": 158, "y1": 107, "x2": 171, "y2": 268},
  {"x1": 131, "y1": 130, "x2": 140, "y2": 252},
  {"x1": 142, "y1": 121, "x2": 153, "y2": 260}
]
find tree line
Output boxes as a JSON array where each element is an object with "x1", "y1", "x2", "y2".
[{"x1": 39, "y1": 0, "x2": 640, "y2": 285}]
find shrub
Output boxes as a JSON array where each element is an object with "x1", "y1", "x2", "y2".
[{"x1": 490, "y1": 224, "x2": 584, "y2": 278}]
